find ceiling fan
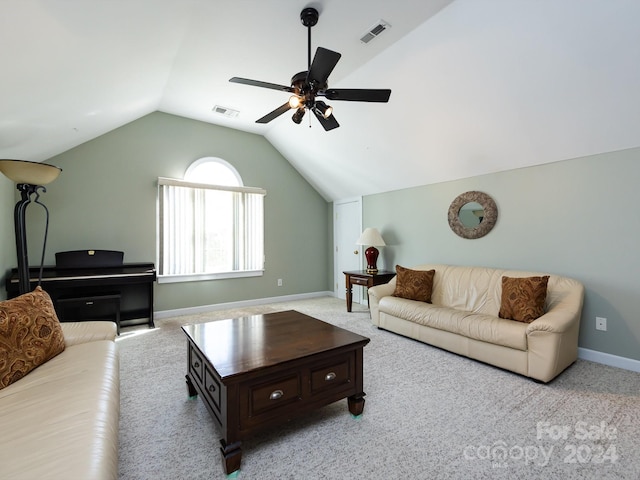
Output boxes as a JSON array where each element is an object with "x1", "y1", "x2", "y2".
[{"x1": 229, "y1": 7, "x2": 391, "y2": 131}]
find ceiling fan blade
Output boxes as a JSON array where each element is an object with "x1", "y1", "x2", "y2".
[
  {"x1": 312, "y1": 108, "x2": 340, "y2": 131},
  {"x1": 323, "y1": 88, "x2": 391, "y2": 102},
  {"x1": 229, "y1": 77, "x2": 294, "y2": 93},
  {"x1": 307, "y1": 47, "x2": 341, "y2": 86},
  {"x1": 256, "y1": 102, "x2": 292, "y2": 124}
]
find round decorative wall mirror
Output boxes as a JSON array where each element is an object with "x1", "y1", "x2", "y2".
[{"x1": 448, "y1": 191, "x2": 498, "y2": 239}]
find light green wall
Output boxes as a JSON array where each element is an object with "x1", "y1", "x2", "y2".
[
  {"x1": 7, "y1": 113, "x2": 638, "y2": 362},
  {"x1": 364, "y1": 147, "x2": 640, "y2": 361},
  {"x1": 34, "y1": 112, "x2": 330, "y2": 311},
  {"x1": 0, "y1": 177, "x2": 15, "y2": 300}
]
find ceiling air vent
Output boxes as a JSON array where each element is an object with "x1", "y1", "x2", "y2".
[
  {"x1": 212, "y1": 105, "x2": 239, "y2": 118},
  {"x1": 360, "y1": 20, "x2": 390, "y2": 44}
]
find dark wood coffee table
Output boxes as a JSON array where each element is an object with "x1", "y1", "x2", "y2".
[{"x1": 182, "y1": 310, "x2": 370, "y2": 476}]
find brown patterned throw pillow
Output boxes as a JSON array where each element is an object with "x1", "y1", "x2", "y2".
[
  {"x1": 0, "y1": 286, "x2": 65, "y2": 389},
  {"x1": 499, "y1": 276, "x2": 550, "y2": 323},
  {"x1": 392, "y1": 265, "x2": 436, "y2": 303}
]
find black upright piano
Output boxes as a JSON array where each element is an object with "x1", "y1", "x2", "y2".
[{"x1": 5, "y1": 250, "x2": 156, "y2": 333}]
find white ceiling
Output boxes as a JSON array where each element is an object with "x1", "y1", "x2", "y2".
[{"x1": 1, "y1": 0, "x2": 639, "y2": 201}]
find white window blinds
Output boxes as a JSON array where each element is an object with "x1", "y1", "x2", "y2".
[{"x1": 158, "y1": 177, "x2": 265, "y2": 281}]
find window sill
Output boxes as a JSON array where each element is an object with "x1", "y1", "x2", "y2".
[{"x1": 158, "y1": 270, "x2": 264, "y2": 284}]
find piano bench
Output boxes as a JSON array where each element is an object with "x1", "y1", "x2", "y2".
[{"x1": 56, "y1": 294, "x2": 121, "y2": 335}]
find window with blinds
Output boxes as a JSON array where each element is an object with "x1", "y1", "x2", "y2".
[{"x1": 157, "y1": 168, "x2": 265, "y2": 283}]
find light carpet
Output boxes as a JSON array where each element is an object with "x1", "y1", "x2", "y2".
[{"x1": 117, "y1": 296, "x2": 640, "y2": 479}]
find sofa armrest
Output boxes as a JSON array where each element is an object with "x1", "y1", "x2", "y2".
[
  {"x1": 525, "y1": 286, "x2": 584, "y2": 382},
  {"x1": 526, "y1": 286, "x2": 584, "y2": 335},
  {"x1": 61, "y1": 321, "x2": 117, "y2": 347},
  {"x1": 526, "y1": 311, "x2": 577, "y2": 334},
  {"x1": 368, "y1": 277, "x2": 396, "y2": 326},
  {"x1": 369, "y1": 281, "x2": 396, "y2": 300}
]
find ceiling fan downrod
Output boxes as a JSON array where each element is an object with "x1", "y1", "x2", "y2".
[{"x1": 300, "y1": 7, "x2": 319, "y2": 71}]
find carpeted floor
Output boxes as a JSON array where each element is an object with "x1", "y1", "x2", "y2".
[{"x1": 117, "y1": 296, "x2": 640, "y2": 479}]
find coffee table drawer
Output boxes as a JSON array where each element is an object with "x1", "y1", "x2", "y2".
[
  {"x1": 204, "y1": 365, "x2": 222, "y2": 413},
  {"x1": 310, "y1": 355, "x2": 353, "y2": 394},
  {"x1": 189, "y1": 344, "x2": 204, "y2": 383},
  {"x1": 248, "y1": 374, "x2": 302, "y2": 416}
]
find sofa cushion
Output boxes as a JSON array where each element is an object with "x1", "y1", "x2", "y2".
[
  {"x1": 0, "y1": 286, "x2": 66, "y2": 389},
  {"x1": 379, "y1": 296, "x2": 528, "y2": 351},
  {"x1": 393, "y1": 265, "x2": 435, "y2": 302},
  {"x1": 0, "y1": 339, "x2": 119, "y2": 479},
  {"x1": 499, "y1": 276, "x2": 550, "y2": 323}
]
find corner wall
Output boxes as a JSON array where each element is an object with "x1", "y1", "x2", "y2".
[
  {"x1": 35, "y1": 112, "x2": 330, "y2": 311},
  {"x1": 364, "y1": 147, "x2": 640, "y2": 361}
]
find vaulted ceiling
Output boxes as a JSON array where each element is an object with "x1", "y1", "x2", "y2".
[{"x1": 2, "y1": 0, "x2": 639, "y2": 201}]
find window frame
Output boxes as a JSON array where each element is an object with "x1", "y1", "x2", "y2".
[{"x1": 156, "y1": 161, "x2": 266, "y2": 284}]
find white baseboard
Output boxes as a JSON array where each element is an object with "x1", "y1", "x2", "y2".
[
  {"x1": 578, "y1": 347, "x2": 640, "y2": 373},
  {"x1": 155, "y1": 291, "x2": 335, "y2": 319}
]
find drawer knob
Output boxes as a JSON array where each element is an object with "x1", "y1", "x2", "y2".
[
  {"x1": 193, "y1": 361, "x2": 200, "y2": 368},
  {"x1": 325, "y1": 372, "x2": 336, "y2": 381},
  {"x1": 208, "y1": 384, "x2": 216, "y2": 393},
  {"x1": 269, "y1": 389, "x2": 284, "y2": 400}
]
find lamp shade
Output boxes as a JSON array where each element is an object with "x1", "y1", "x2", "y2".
[
  {"x1": 0, "y1": 159, "x2": 62, "y2": 185},
  {"x1": 356, "y1": 227, "x2": 386, "y2": 247}
]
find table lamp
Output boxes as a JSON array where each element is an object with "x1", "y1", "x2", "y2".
[
  {"x1": 356, "y1": 227, "x2": 386, "y2": 273},
  {"x1": 0, "y1": 159, "x2": 62, "y2": 294}
]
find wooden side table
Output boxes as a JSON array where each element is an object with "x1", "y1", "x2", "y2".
[{"x1": 343, "y1": 270, "x2": 395, "y2": 312}]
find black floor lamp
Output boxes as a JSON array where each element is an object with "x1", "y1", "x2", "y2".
[{"x1": 0, "y1": 159, "x2": 62, "y2": 295}]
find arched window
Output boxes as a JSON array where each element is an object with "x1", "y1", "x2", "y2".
[
  {"x1": 157, "y1": 158, "x2": 265, "y2": 282},
  {"x1": 184, "y1": 157, "x2": 242, "y2": 186}
]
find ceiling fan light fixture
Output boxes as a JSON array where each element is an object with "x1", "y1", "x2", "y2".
[
  {"x1": 288, "y1": 95, "x2": 302, "y2": 109},
  {"x1": 315, "y1": 101, "x2": 332, "y2": 119},
  {"x1": 292, "y1": 108, "x2": 306, "y2": 124}
]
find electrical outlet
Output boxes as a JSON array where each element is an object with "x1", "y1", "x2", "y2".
[
  {"x1": 596, "y1": 317, "x2": 607, "y2": 331},
  {"x1": 277, "y1": 278, "x2": 283, "y2": 287}
]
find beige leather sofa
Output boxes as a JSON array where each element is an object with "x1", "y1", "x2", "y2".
[
  {"x1": 0, "y1": 321, "x2": 120, "y2": 479},
  {"x1": 368, "y1": 264, "x2": 584, "y2": 382}
]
